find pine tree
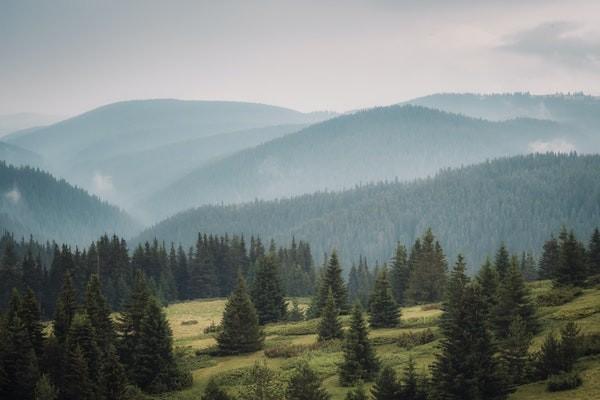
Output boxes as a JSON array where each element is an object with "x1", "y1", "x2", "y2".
[
  {"x1": 133, "y1": 297, "x2": 180, "y2": 392},
  {"x1": 589, "y1": 228, "x2": 600, "y2": 275},
  {"x1": 251, "y1": 255, "x2": 287, "y2": 324},
  {"x1": 500, "y1": 315, "x2": 533, "y2": 385},
  {"x1": 400, "y1": 356, "x2": 420, "y2": 400},
  {"x1": 339, "y1": 304, "x2": 379, "y2": 385},
  {"x1": 217, "y1": 275, "x2": 264, "y2": 354},
  {"x1": 202, "y1": 379, "x2": 232, "y2": 400},
  {"x1": 98, "y1": 345, "x2": 128, "y2": 400},
  {"x1": 390, "y1": 242, "x2": 410, "y2": 305},
  {"x1": 286, "y1": 361, "x2": 330, "y2": 400},
  {"x1": 476, "y1": 258, "x2": 499, "y2": 320},
  {"x1": 555, "y1": 229, "x2": 587, "y2": 286},
  {"x1": 520, "y1": 252, "x2": 538, "y2": 282},
  {"x1": 405, "y1": 229, "x2": 447, "y2": 304},
  {"x1": 535, "y1": 332, "x2": 562, "y2": 379},
  {"x1": 21, "y1": 288, "x2": 45, "y2": 359},
  {"x1": 494, "y1": 243, "x2": 511, "y2": 280},
  {"x1": 85, "y1": 274, "x2": 115, "y2": 352},
  {"x1": 34, "y1": 374, "x2": 59, "y2": 400},
  {"x1": 371, "y1": 365, "x2": 400, "y2": 400},
  {"x1": 63, "y1": 344, "x2": 94, "y2": 400},
  {"x1": 559, "y1": 322, "x2": 580, "y2": 373},
  {"x1": 539, "y1": 235, "x2": 560, "y2": 280},
  {"x1": 67, "y1": 312, "x2": 102, "y2": 390},
  {"x1": 431, "y1": 256, "x2": 508, "y2": 400},
  {"x1": 317, "y1": 251, "x2": 349, "y2": 315},
  {"x1": 318, "y1": 288, "x2": 343, "y2": 341},
  {"x1": 493, "y1": 258, "x2": 539, "y2": 340},
  {"x1": 53, "y1": 271, "x2": 78, "y2": 344},
  {"x1": 369, "y1": 268, "x2": 400, "y2": 328}
]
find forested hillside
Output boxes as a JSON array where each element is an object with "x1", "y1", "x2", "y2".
[
  {"x1": 136, "y1": 153, "x2": 600, "y2": 270},
  {"x1": 0, "y1": 162, "x2": 139, "y2": 244},
  {"x1": 0, "y1": 141, "x2": 43, "y2": 169},
  {"x1": 142, "y1": 105, "x2": 588, "y2": 220}
]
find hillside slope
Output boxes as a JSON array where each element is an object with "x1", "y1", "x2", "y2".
[
  {"x1": 135, "y1": 153, "x2": 600, "y2": 269},
  {"x1": 142, "y1": 105, "x2": 588, "y2": 220},
  {"x1": 0, "y1": 162, "x2": 139, "y2": 245}
]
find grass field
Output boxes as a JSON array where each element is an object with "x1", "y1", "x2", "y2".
[{"x1": 162, "y1": 282, "x2": 600, "y2": 399}]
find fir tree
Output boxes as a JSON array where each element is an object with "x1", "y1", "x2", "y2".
[
  {"x1": 34, "y1": 374, "x2": 59, "y2": 400},
  {"x1": 202, "y1": 379, "x2": 232, "y2": 400},
  {"x1": 317, "y1": 251, "x2": 349, "y2": 315},
  {"x1": 520, "y1": 252, "x2": 538, "y2": 282},
  {"x1": 500, "y1": 315, "x2": 533, "y2": 385},
  {"x1": 476, "y1": 258, "x2": 499, "y2": 320},
  {"x1": 369, "y1": 268, "x2": 400, "y2": 328},
  {"x1": 559, "y1": 322, "x2": 581, "y2": 373},
  {"x1": 67, "y1": 312, "x2": 102, "y2": 387},
  {"x1": 53, "y1": 272, "x2": 78, "y2": 344},
  {"x1": 286, "y1": 361, "x2": 330, "y2": 400},
  {"x1": 339, "y1": 304, "x2": 379, "y2": 386},
  {"x1": 493, "y1": 258, "x2": 538, "y2": 340},
  {"x1": 21, "y1": 288, "x2": 45, "y2": 359},
  {"x1": 390, "y1": 242, "x2": 410, "y2": 305},
  {"x1": 371, "y1": 365, "x2": 400, "y2": 400},
  {"x1": 98, "y1": 345, "x2": 128, "y2": 400},
  {"x1": 405, "y1": 229, "x2": 447, "y2": 304},
  {"x1": 62, "y1": 344, "x2": 94, "y2": 400},
  {"x1": 251, "y1": 255, "x2": 287, "y2": 324},
  {"x1": 539, "y1": 235, "x2": 560, "y2": 280},
  {"x1": 535, "y1": 332, "x2": 562, "y2": 379},
  {"x1": 85, "y1": 274, "x2": 115, "y2": 352},
  {"x1": 555, "y1": 229, "x2": 587, "y2": 286},
  {"x1": 318, "y1": 288, "x2": 343, "y2": 341},
  {"x1": 589, "y1": 228, "x2": 600, "y2": 275},
  {"x1": 494, "y1": 243, "x2": 511, "y2": 280},
  {"x1": 400, "y1": 356, "x2": 421, "y2": 400},
  {"x1": 217, "y1": 275, "x2": 264, "y2": 354}
]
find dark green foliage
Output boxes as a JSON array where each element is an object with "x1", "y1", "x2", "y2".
[
  {"x1": 21, "y1": 288, "x2": 45, "y2": 359},
  {"x1": 67, "y1": 313, "x2": 102, "y2": 388},
  {"x1": 318, "y1": 288, "x2": 343, "y2": 341},
  {"x1": 492, "y1": 258, "x2": 539, "y2": 340},
  {"x1": 400, "y1": 356, "x2": 428, "y2": 400},
  {"x1": 317, "y1": 252, "x2": 349, "y2": 315},
  {"x1": 494, "y1": 244, "x2": 511, "y2": 280},
  {"x1": 431, "y1": 255, "x2": 508, "y2": 400},
  {"x1": 559, "y1": 322, "x2": 581, "y2": 373},
  {"x1": 390, "y1": 243, "x2": 410, "y2": 305},
  {"x1": 371, "y1": 365, "x2": 400, "y2": 400},
  {"x1": 245, "y1": 361, "x2": 283, "y2": 400},
  {"x1": 34, "y1": 374, "x2": 59, "y2": 400},
  {"x1": 405, "y1": 229, "x2": 447, "y2": 304},
  {"x1": 63, "y1": 344, "x2": 94, "y2": 400},
  {"x1": 286, "y1": 299, "x2": 305, "y2": 322},
  {"x1": 555, "y1": 229, "x2": 588, "y2": 287},
  {"x1": 476, "y1": 258, "x2": 499, "y2": 320},
  {"x1": 500, "y1": 316, "x2": 533, "y2": 385},
  {"x1": 277, "y1": 238, "x2": 316, "y2": 297},
  {"x1": 535, "y1": 332, "x2": 563, "y2": 379},
  {"x1": 98, "y1": 345, "x2": 128, "y2": 400},
  {"x1": 347, "y1": 257, "x2": 372, "y2": 307},
  {"x1": 286, "y1": 361, "x2": 330, "y2": 400},
  {"x1": 53, "y1": 272, "x2": 78, "y2": 344},
  {"x1": 589, "y1": 228, "x2": 600, "y2": 275},
  {"x1": 202, "y1": 379, "x2": 233, "y2": 400},
  {"x1": 546, "y1": 371, "x2": 582, "y2": 392},
  {"x1": 339, "y1": 304, "x2": 379, "y2": 386},
  {"x1": 85, "y1": 274, "x2": 115, "y2": 351},
  {"x1": 345, "y1": 382, "x2": 368, "y2": 400},
  {"x1": 217, "y1": 275, "x2": 264, "y2": 354},
  {"x1": 520, "y1": 252, "x2": 538, "y2": 282},
  {"x1": 539, "y1": 236, "x2": 560, "y2": 280},
  {"x1": 251, "y1": 255, "x2": 287, "y2": 324},
  {"x1": 368, "y1": 268, "x2": 400, "y2": 328},
  {"x1": 536, "y1": 286, "x2": 582, "y2": 306}
]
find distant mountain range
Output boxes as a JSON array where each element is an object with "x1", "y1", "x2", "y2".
[
  {"x1": 0, "y1": 112, "x2": 64, "y2": 137},
  {"x1": 0, "y1": 162, "x2": 139, "y2": 245},
  {"x1": 134, "y1": 153, "x2": 600, "y2": 271}
]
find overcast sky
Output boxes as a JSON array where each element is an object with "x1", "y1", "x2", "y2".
[{"x1": 1, "y1": 0, "x2": 599, "y2": 116}]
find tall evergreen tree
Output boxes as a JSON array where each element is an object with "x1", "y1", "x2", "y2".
[
  {"x1": 318, "y1": 288, "x2": 343, "y2": 341},
  {"x1": 500, "y1": 315, "x2": 533, "y2": 386},
  {"x1": 286, "y1": 361, "x2": 330, "y2": 400},
  {"x1": 405, "y1": 229, "x2": 447, "y2": 304},
  {"x1": 519, "y1": 252, "x2": 538, "y2": 282},
  {"x1": 368, "y1": 269, "x2": 400, "y2": 328},
  {"x1": 589, "y1": 228, "x2": 600, "y2": 275},
  {"x1": 34, "y1": 374, "x2": 59, "y2": 400},
  {"x1": 539, "y1": 235, "x2": 560, "y2": 280},
  {"x1": 62, "y1": 344, "x2": 94, "y2": 400},
  {"x1": 555, "y1": 229, "x2": 587, "y2": 286},
  {"x1": 53, "y1": 272, "x2": 78, "y2": 344},
  {"x1": 339, "y1": 304, "x2": 379, "y2": 386},
  {"x1": 251, "y1": 255, "x2": 287, "y2": 324},
  {"x1": 492, "y1": 258, "x2": 539, "y2": 340},
  {"x1": 67, "y1": 312, "x2": 102, "y2": 388},
  {"x1": 476, "y1": 258, "x2": 499, "y2": 321},
  {"x1": 84, "y1": 274, "x2": 115, "y2": 352},
  {"x1": 494, "y1": 243, "x2": 511, "y2": 280},
  {"x1": 317, "y1": 251, "x2": 349, "y2": 315},
  {"x1": 98, "y1": 345, "x2": 128, "y2": 400},
  {"x1": 390, "y1": 242, "x2": 410, "y2": 305},
  {"x1": 21, "y1": 288, "x2": 45, "y2": 360},
  {"x1": 371, "y1": 365, "x2": 400, "y2": 400},
  {"x1": 217, "y1": 275, "x2": 264, "y2": 354}
]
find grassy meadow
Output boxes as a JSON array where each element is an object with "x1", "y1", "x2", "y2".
[{"x1": 162, "y1": 281, "x2": 600, "y2": 400}]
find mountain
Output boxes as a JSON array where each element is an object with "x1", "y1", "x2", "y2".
[
  {"x1": 0, "y1": 141, "x2": 44, "y2": 169},
  {"x1": 135, "y1": 153, "x2": 600, "y2": 271},
  {"x1": 407, "y1": 93, "x2": 600, "y2": 133},
  {"x1": 0, "y1": 112, "x2": 64, "y2": 137},
  {"x1": 0, "y1": 162, "x2": 140, "y2": 245},
  {"x1": 4, "y1": 99, "x2": 330, "y2": 213},
  {"x1": 141, "y1": 105, "x2": 589, "y2": 220}
]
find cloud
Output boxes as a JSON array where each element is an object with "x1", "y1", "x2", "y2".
[
  {"x1": 528, "y1": 138, "x2": 576, "y2": 154},
  {"x1": 499, "y1": 21, "x2": 600, "y2": 69},
  {"x1": 4, "y1": 187, "x2": 21, "y2": 204},
  {"x1": 92, "y1": 172, "x2": 115, "y2": 197}
]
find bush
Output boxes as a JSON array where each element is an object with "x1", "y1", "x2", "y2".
[
  {"x1": 181, "y1": 319, "x2": 198, "y2": 326},
  {"x1": 546, "y1": 371, "x2": 582, "y2": 392},
  {"x1": 371, "y1": 328, "x2": 436, "y2": 348},
  {"x1": 536, "y1": 286, "x2": 582, "y2": 307},
  {"x1": 264, "y1": 342, "x2": 322, "y2": 358},
  {"x1": 204, "y1": 320, "x2": 222, "y2": 334},
  {"x1": 578, "y1": 333, "x2": 600, "y2": 357}
]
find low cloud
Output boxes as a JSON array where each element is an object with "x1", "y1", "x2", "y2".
[
  {"x1": 499, "y1": 21, "x2": 600, "y2": 69},
  {"x1": 4, "y1": 187, "x2": 21, "y2": 204},
  {"x1": 528, "y1": 138, "x2": 576, "y2": 154},
  {"x1": 92, "y1": 172, "x2": 115, "y2": 197}
]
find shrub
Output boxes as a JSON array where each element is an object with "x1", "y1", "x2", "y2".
[
  {"x1": 204, "y1": 320, "x2": 222, "y2": 334},
  {"x1": 181, "y1": 320, "x2": 198, "y2": 326},
  {"x1": 578, "y1": 333, "x2": 600, "y2": 357},
  {"x1": 546, "y1": 371, "x2": 582, "y2": 392},
  {"x1": 264, "y1": 342, "x2": 322, "y2": 358},
  {"x1": 536, "y1": 286, "x2": 582, "y2": 307}
]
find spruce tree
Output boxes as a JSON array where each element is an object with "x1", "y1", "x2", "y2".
[
  {"x1": 217, "y1": 275, "x2": 264, "y2": 354},
  {"x1": 371, "y1": 365, "x2": 400, "y2": 400},
  {"x1": 85, "y1": 274, "x2": 115, "y2": 352},
  {"x1": 63, "y1": 344, "x2": 94, "y2": 400},
  {"x1": 318, "y1": 288, "x2": 343, "y2": 341},
  {"x1": 67, "y1": 312, "x2": 102, "y2": 387},
  {"x1": 492, "y1": 258, "x2": 539, "y2": 340},
  {"x1": 134, "y1": 297, "x2": 180, "y2": 392},
  {"x1": 494, "y1": 243, "x2": 511, "y2": 280},
  {"x1": 34, "y1": 374, "x2": 59, "y2": 400},
  {"x1": 500, "y1": 315, "x2": 533, "y2": 385},
  {"x1": 555, "y1": 229, "x2": 587, "y2": 286},
  {"x1": 405, "y1": 229, "x2": 447, "y2": 304},
  {"x1": 559, "y1": 321, "x2": 580, "y2": 373},
  {"x1": 251, "y1": 255, "x2": 287, "y2": 324},
  {"x1": 317, "y1": 251, "x2": 349, "y2": 315},
  {"x1": 339, "y1": 304, "x2": 379, "y2": 386},
  {"x1": 53, "y1": 272, "x2": 78, "y2": 344},
  {"x1": 286, "y1": 361, "x2": 330, "y2": 400},
  {"x1": 369, "y1": 268, "x2": 400, "y2": 328},
  {"x1": 476, "y1": 258, "x2": 499, "y2": 320},
  {"x1": 401, "y1": 356, "x2": 421, "y2": 400},
  {"x1": 390, "y1": 242, "x2": 409, "y2": 305},
  {"x1": 535, "y1": 332, "x2": 562, "y2": 379},
  {"x1": 98, "y1": 345, "x2": 128, "y2": 400},
  {"x1": 520, "y1": 252, "x2": 538, "y2": 282},
  {"x1": 539, "y1": 235, "x2": 560, "y2": 280},
  {"x1": 202, "y1": 379, "x2": 232, "y2": 400},
  {"x1": 21, "y1": 288, "x2": 45, "y2": 359},
  {"x1": 589, "y1": 228, "x2": 600, "y2": 275}
]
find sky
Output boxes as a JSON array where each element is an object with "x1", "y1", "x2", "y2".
[{"x1": 1, "y1": 0, "x2": 599, "y2": 116}]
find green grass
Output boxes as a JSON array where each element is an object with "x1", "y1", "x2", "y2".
[{"x1": 161, "y1": 284, "x2": 600, "y2": 399}]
